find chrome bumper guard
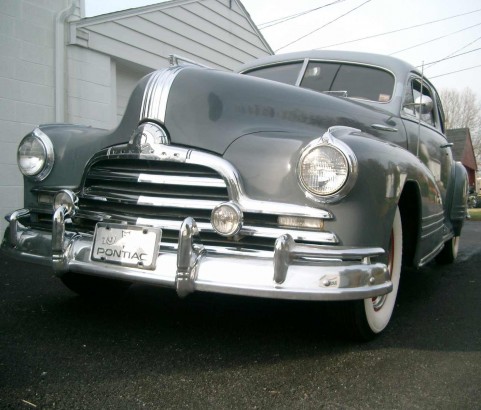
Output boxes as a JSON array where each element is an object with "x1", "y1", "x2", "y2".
[{"x1": 2, "y1": 209, "x2": 392, "y2": 301}]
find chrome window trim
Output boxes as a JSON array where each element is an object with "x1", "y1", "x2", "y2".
[
  {"x1": 401, "y1": 74, "x2": 445, "y2": 133},
  {"x1": 239, "y1": 58, "x2": 306, "y2": 75},
  {"x1": 242, "y1": 58, "x2": 397, "y2": 105},
  {"x1": 295, "y1": 58, "x2": 310, "y2": 86}
]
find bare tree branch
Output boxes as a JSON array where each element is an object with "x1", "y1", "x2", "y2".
[{"x1": 440, "y1": 87, "x2": 481, "y2": 165}]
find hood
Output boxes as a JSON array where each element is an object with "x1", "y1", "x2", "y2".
[{"x1": 139, "y1": 66, "x2": 390, "y2": 155}]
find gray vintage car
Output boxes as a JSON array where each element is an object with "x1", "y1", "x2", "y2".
[{"x1": 2, "y1": 50, "x2": 468, "y2": 340}]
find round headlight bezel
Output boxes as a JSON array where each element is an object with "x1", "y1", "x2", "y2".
[
  {"x1": 297, "y1": 135, "x2": 358, "y2": 203},
  {"x1": 17, "y1": 128, "x2": 54, "y2": 181}
]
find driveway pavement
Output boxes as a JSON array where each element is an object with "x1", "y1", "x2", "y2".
[{"x1": 1, "y1": 222, "x2": 480, "y2": 409}]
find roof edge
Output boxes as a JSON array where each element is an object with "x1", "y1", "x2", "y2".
[
  {"x1": 74, "y1": 0, "x2": 202, "y2": 27},
  {"x1": 234, "y1": 0, "x2": 274, "y2": 55}
]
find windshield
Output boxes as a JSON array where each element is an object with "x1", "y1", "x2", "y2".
[
  {"x1": 243, "y1": 62, "x2": 303, "y2": 85},
  {"x1": 244, "y1": 60, "x2": 395, "y2": 103}
]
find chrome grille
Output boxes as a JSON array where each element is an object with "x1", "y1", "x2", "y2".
[{"x1": 74, "y1": 155, "x2": 337, "y2": 251}]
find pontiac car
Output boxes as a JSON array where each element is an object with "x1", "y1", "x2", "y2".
[{"x1": 2, "y1": 50, "x2": 468, "y2": 340}]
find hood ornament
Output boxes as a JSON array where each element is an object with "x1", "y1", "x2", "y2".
[{"x1": 129, "y1": 122, "x2": 170, "y2": 154}]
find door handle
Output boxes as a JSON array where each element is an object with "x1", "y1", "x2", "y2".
[
  {"x1": 440, "y1": 143, "x2": 453, "y2": 148},
  {"x1": 371, "y1": 124, "x2": 398, "y2": 132}
]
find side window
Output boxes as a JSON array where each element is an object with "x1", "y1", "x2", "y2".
[{"x1": 403, "y1": 78, "x2": 436, "y2": 127}]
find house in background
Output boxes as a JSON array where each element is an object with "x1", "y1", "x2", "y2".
[
  {"x1": 0, "y1": 0, "x2": 273, "y2": 232},
  {"x1": 446, "y1": 128, "x2": 479, "y2": 192}
]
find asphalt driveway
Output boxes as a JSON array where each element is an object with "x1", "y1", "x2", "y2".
[{"x1": 1, "y1": 222, "x2": 480, "y2": 409}]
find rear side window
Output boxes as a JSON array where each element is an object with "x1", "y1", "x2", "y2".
[
  {"x1": 300, "y1": 62, "x2": 395, "y2": 103},
  {"x1": 243, "y1": 62, "x2": 303, "y2": 86}
]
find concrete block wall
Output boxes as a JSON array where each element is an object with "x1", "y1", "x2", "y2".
[
  {"x1": 67, "y1": 46, "x2": 116, "y2": 129},
  {"x1": 0, "y1": 0, "x2": 67, "y2": 234}
]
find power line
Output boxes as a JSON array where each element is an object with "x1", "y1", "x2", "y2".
[
  {"x1": 390, "y1": 22, "x2": 481, "y2": 55},
  {"x1": 430, "y1": 64, "x2": 481, "y2": 79},
  {"x1": 315, "y1": 7, "x2": 481, "y2": 49},
  {"x1": 276, "y1": 0, "x2": 372, "y2": 52},
  {"x1": 258, "y1": 0, "x2": 347, "y2": 29},
  {"x1": 425, "y1": 35, "x2": 481, "y2": 69},
  {"x1": 418, "y1": 46, "x2": 481, "y2": 68}
]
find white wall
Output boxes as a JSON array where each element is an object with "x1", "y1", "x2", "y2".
[
  {"x1": 116, "y1": 61, "x2": 153, "y2": 124},
  {"x1": 0, "y1": 0, "x2": 67, "y2": 233},
  {"x1": 67, "y1": 45, "x2": 116, "y2": 129},
  {"x1": 0, "y1": 0, "x2": 272, "y2": 235}
]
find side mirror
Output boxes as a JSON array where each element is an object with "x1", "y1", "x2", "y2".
[{"x1": 414, "y1": 95, "x2": 434, "y2": 115}]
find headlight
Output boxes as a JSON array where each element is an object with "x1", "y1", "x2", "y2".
[
  {"x1": 17, "y1": 129, "x2": 54, "y2": 180},
  {"x1": 298, "y1": 133, "x2": 357, "y2": 202}
]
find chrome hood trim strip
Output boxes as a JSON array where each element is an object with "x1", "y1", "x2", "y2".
[{"x1": 140, "y1": 66, "x2": 185, "y2": 123}]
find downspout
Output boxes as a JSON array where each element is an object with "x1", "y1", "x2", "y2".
[{"x1": 54, "y1": 0, "x2": 76, "y2": 122}]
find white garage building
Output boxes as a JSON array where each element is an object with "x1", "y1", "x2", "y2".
[{"x1": 0, "y1": 0, "x2": 273, "y2": 232}]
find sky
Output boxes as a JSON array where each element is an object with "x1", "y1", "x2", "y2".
[{"x1": 84, "y1": 0, "x2": 481, "y2": 97}]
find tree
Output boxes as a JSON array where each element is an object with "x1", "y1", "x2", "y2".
[{"x1": 439, "y1": 87, "x2": 481, "y2": 166}]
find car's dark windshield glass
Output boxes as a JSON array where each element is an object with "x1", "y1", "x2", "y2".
[
  {"x1": 243, "y1": 62, "x2": 303, "y2": 85},
  {"x1": 300, "y1": 62, "x2": 394, "y2": 102}
]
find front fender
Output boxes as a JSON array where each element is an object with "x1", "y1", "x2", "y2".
[{"x1": 224, "y1": 127, "x2": 443, "y2": 254}]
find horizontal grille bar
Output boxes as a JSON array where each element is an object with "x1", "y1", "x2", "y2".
[{"x1": 76, "y1": 153, "x2": 336, "y2": 252}]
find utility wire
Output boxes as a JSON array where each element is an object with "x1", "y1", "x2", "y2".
[
  {"x1": 424, "y1": 35, "x2": 481, "y2": 69},
  {"x1": 315, "y1": 7, "x2": 481, "y2": 49},
  {"x1": 430, "y1": 64, "x2": 481, "y2": 79},
  {"x1": 276, "y1": 0, "x2": 371, "y2": 52},
  {"x1": 390, "y1": 22, "x2": 481, "y2": 55},
  {"x1": 258, "y1": 0, "x2": 347, "y2": 29},
  {"x1": 417, "y1": 46, "x2": 481, "y2": 68}
]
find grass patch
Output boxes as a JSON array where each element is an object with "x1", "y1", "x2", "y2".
[{"x1": 468, "y1": 208, "x2": 481, "y2": 221}]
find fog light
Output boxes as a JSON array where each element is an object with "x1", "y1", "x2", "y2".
[
  {"x1": 53, "y1": 189, "x2": 78, "y2": 216},
  {"x1": 211, "y1": 202, "x2": 243, "y2": 236}
]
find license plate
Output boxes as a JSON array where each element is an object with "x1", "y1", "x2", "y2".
[{"x1": 91, "y1": 223, "x2": 161, "y2": 270}]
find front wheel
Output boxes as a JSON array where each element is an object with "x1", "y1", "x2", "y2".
[{"x1": 346, "y1": 206, "x2": 403, "y2": 341}]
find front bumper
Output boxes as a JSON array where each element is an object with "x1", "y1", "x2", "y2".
[{"x1": 2, "y1": 209, "x2": 392, "y2": 301}]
